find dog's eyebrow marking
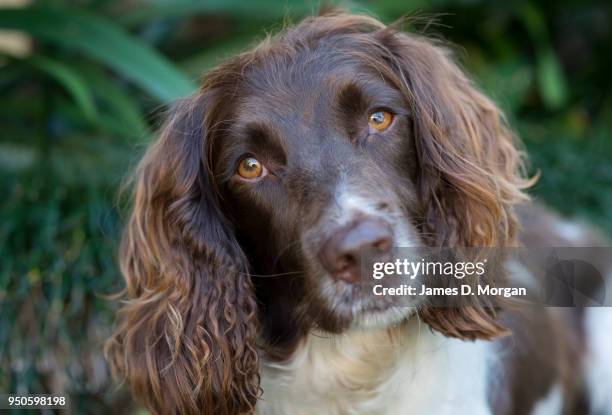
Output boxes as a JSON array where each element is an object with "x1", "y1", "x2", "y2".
[
  {"x1": 337, "y1": 82, "x2": 368, "y2": 114},
  {"x1": 244, "y1": 123, "x2": 287, "y2": 164},
  {"x1": 336, "y1": 82, "x2": 369, "y2": 141},
  {"x1": 336, "y1": 77, "x2": 409, "y2": 114}
]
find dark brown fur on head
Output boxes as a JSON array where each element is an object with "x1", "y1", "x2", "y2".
[{"x1": 106, "y1": 10, "x2": 531, "y2": 414}]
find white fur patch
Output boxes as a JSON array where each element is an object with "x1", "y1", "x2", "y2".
[
  {"x1": 256, "y1": 321, "x2": 494, "y2": 415},
  {"x1": 583, "y1": 307, "x2": 612, "y2": 413},
  {"x1": 505, "y1": 257, "x2": 538, "y2": 290},
  {"x1": 385, "y1": 328, "x2": 492, "y2": 415},
  {"x1": 530, "y1": 383, "x2": 563, "y2": 415},
  {"x1": 556, "y1": 222, "x2": 585, "y2": 243}
]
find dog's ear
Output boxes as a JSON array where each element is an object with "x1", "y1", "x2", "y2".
[
  {"x1": 105, "y1": 94, "x2": 260, "y2": 414},
  {"x1": 378, "y1": 30, "x2": 533, "y2": 340}
]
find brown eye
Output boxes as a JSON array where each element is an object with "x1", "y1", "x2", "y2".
[
  {"x1": 237, "y1": 156, "x2": 265, "y2": 180},
  {"x1": 368, "y1": 110, "x2": 393, "y2": 132}
]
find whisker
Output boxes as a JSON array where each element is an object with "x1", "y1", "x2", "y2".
[{"x1": 243, "y1": 270, "x2": 303, "y2": 278}]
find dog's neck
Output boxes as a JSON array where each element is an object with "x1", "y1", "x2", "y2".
[{"x1": 257, "y1": 319, "x2": 495, "y2": 415}]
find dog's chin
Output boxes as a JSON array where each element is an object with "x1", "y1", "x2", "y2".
[
  {"x1": 350, "y1": 305, "x2": 415, "y2": 330},
  {"x1": 313, "y1": 304, "x2": 414, "y2": 333},
  {"x1": 315, "y1": 273, "x2": 419, "y2": 331}
]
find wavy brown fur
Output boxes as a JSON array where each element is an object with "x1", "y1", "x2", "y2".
[
  {"x1": 374, "y1": 30, "x2": 534, "y2": 338},
  {"x1": 105, "y1": 96, "x2": 260, "y2": 414},
  {"x1": 106, "y1": 10, "x2": 534, "y2": 414}
]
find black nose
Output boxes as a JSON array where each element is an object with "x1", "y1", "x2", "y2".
[{"x1": 319, "y1": 218, "x2": 393, "y2": 283}]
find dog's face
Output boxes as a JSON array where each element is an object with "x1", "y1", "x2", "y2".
[
  {"x1": 107, "y1": 13, "x2": 530, "y2": 415},
  {"x1": 212, "y1": 49, "x2": 423, "y2": 335}
]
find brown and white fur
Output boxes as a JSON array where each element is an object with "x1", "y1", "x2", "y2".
[
  {"x1": 105, "y1": 11, "x2": 612, "y2": 415},
  {"x1": 256, "y1": 207, "x2": 612, "y2": 415}
]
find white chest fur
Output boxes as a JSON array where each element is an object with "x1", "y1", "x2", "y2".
[{"x1": 256, "y1": 320, "x2": 495, "y2": 415}]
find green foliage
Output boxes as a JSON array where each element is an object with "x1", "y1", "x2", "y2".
[
  {"x1": 0, "y1": 6, "x2": 196, "y2": 102},
  {"x1": 0, "y1": 0, "x2": 610, "y2": 412},
  {"x1": 524, "y1": 123, "x2": 612, "y2": 232},
  {"x1": 0, "y1": 171, "x2": 125, "y2": 414}
]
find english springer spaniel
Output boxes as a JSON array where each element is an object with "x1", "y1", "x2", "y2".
[{"x1": 106, "y1": 11, "x2": 612, "y2": 415}]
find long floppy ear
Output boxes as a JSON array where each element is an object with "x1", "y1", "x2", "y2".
[
  {"x1": 105, "y1": 95, "x2": 260, "y2": 414},
  {"x1": 379, "y1": 29, "x2": 533, "y2": 340}
]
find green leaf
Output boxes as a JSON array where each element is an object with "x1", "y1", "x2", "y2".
[
  {"x1": 520, "y1": 2, "x2": 546, "y2": 40},
  {"x1": 179, "y1": 34, "x2": 253, "y2": 77},
  {"x1": 0, "y1": 6, "x2": 196, "y2": 102},
  {"x1": 117, "y1": 0, "x2": 317, "y2": 26},
  {"x1": 359, "y1": 0, "x2": 432, "y2": 20},
  {"x1": 26, "y1": 55, "x2": 98, "y2": 121},
  {"x1": 78, "y1": 66, "x2": 150, "y2": 139},
  {"x1": 536, "y1": 48, "x2": 568, "y2": 110},
  {"x1": 472, "y1": 56, "x2": 533, "y2": 114},
  {"x1": 519, "y1": 3, "x2": 568, "y2": 110}
]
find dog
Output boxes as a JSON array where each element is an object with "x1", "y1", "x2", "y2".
[{"x1": 105, "y1": 12, "x2": 612, "y2": 415}]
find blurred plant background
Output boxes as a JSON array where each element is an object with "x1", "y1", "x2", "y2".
[{"x1": 0, "y1": 0, "x2": 610, "y2": 413}]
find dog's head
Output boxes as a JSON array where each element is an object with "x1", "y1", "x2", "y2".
[{"x1": 106, "y1": 12, "x2": 530, "y2": 415}]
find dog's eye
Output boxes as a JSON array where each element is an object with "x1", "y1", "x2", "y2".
[
  {"x1": 237, "y1": 156, "x2": 266, "y2": 180},
  {"x1": 368, "y1": 110, "x2": 393, "y2": 132}
]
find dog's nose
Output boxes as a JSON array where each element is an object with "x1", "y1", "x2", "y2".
[{"x1": 319, "y1": 218, "x2": 393, "y2": 283}]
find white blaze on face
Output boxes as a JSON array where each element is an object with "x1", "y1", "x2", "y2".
[
  {"x1": 312, "y1": 179, "x2": 421, "y2": 329},
  {"x1": 331, "y1": 179, "x2": 417, "y2": 248}
]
